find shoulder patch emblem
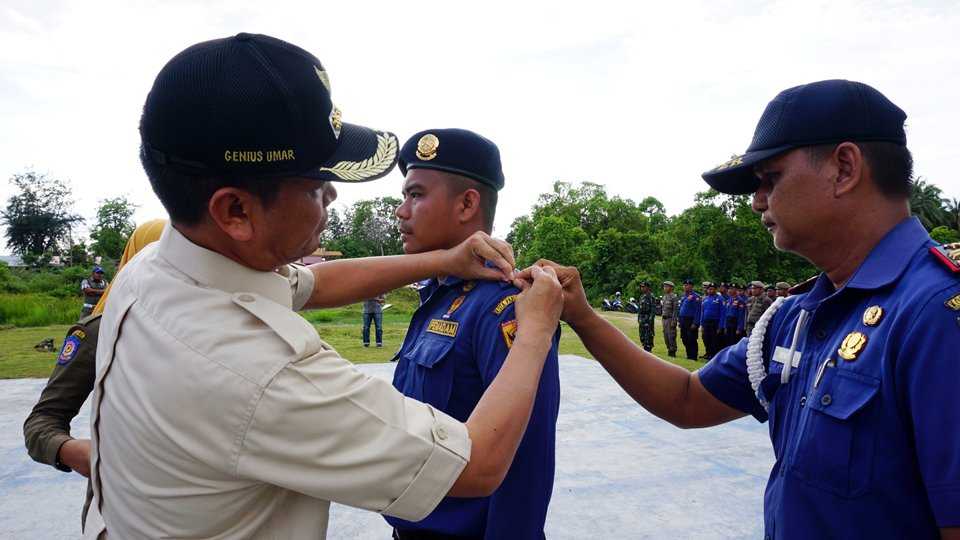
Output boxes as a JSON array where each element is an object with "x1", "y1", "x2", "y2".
[
  {"x1": 57, "y1": 330, "x2": 85, "y2": 366},
  {"x1": 930, "y1": 243, "x2": 960, "y2": 273},
  {"x1": 500, "y1": 319, "x2": 518, "y2": 349},
  {"x1": 493, "y1": 294, "x2": 517, "y2": 315},
  {"x1": 945, "y1": 293, "x2": 960, "y2": 311},
  {"x1": 427, "y1": 319, "x2": 459, "y2": 338},
  {"x1": 444, "y1": 295, "x2": 466, "y2": 319}
]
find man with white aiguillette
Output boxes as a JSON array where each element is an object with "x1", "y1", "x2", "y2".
[
  {"x1": 85, "y1": 33, "x2": 563, "y2": 539},
  {"x1": 389, "y1": 129, "x2": 561, "y2": 539},
  {"x1": 526, "y1": 80, "x2": 960, "y2": 539}
]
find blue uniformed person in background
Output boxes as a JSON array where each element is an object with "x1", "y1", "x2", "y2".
[
  {"x1": 389, "y1": 128, "x2": 561, "y2": 540},
  {"x1": 721, "y1": 283, "x2": 746, "y2": 348},
  {"x1": 523, "y1": 80, "x2": 960, "y2": 539},
  {"x1": 699, "y1": 282, "x2": 724, "y2": 360},
  {"x1": 678, "y1": 279, "x2": 702, "y2": 360}
]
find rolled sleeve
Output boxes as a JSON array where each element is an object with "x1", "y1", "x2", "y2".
[
  {"x1": 237, "y1": 349, "x2": 470, "y2": 519},
  {"x1": 282, "y1": 263, "x2": 315, "y2": 311},
  {"x1": 697, "y1": 337, "x2": 768, "y2": 422}
]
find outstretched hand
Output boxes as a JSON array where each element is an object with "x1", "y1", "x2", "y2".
[
  {"x1": 443, "y1": 231, "x2": 516, "y2": 282},
  {"x1": 514, "y1": 259, "x2": 594, "y2": 327}
]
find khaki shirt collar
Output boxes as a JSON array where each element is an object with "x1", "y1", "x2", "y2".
[{"x1": 159, "y1": 224, "x2": 293, "y2": 309}]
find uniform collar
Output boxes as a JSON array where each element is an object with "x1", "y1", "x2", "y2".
[
  {"x1": 158, "y1": 224, "x2": 293, "y2": 309},
  {"x1": 798, "y1": 217, "x2": 929, "y2": 310}
]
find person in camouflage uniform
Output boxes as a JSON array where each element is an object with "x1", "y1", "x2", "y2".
[
  {"x1": 745, "y1": 280, "x2": 773, "y2": 335},
  {"x1": 637, "y1": 282, "x2": 656, "y2": 352},
  {"x1": 660, "y1": 281, "x2": 679, "y2": 357}
]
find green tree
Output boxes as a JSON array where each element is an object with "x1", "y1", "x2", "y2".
[
  {"x1": 930, "y1": 226, "x2": 960, "y2": 245},
  {"x1": 89, "y1": 196, "x2": 137, "y2": 260},
  {"x1": 324, "y1": 197, "x2": 402, "y2": 257},
  {"x1": 910, "y1": 179, "x2": 950, "y2": 231},
  {"x1": 526, "y1": 216, "x2": 590, "y2": 266},
  {"x1": 1, "y1": 170, "x2": 83, "y2": 265}
]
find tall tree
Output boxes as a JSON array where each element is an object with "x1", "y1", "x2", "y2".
[
  {"x1": 1, "y1": 170, "x2": 83, "y2": 265},
  {"x1": 90, "y1": 196, "x2": 138, "y2": 260},
  {"x1": 910, "y1": 179, "x2": 950, "y2": 231}
]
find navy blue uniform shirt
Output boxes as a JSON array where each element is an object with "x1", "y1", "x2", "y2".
[
  {"x1": 679, "y1": 291, "x2": 702, "y2": 320},
  {"x1": 699, "y1": 218, "x2": 960, "y2": 539},
  {"x1": 723, "y1": 295, "x2": 747, "y2": 331},
  {"x1": 699, "y1": 294, "x2": 724, "y2": 325},
  {"x1": 388, "y1": 276, "x2": 561, "y2": 539}
]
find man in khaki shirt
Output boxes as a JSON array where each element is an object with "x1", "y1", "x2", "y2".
[{"x1": 85, "y1": 33, "x2": 563, "y2": 539}]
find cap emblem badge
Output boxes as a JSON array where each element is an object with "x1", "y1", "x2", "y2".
[
  {"x1": 416, "y1": 134, "x2": 439, "y2": 161},
  {"x1": 862, "y1": 305, "x2": 883, "y2": 326},
  {"x1": 837, "y1": 331, "x2": 867, "y2": 361},
  {"x1": 713, "y1": 154, "x2": 744, "y2": 171},
  {"x1": 329, "y1": 106, "x2": 342, "y2": 138}
]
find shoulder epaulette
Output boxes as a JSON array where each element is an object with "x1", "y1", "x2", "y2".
[{"x1": 930, "y1": 242, "x2": 960, "y2": 274}]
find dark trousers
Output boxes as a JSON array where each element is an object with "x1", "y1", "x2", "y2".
[
  {"x1": 679, "y1": 316, "x2": 698, "y2": 360},
  {"x1": 701, "y1": 319, "x2": 720, "y2": 359},
  {"x1": 362, "y1": 312, "x2": 383, "y2": 345},
  {"x1": 393, "y1": 529, "x2": 483, "y2": 540},
  {"x1": 724, "y1": 317, "x2": 741, "y2": 348}
]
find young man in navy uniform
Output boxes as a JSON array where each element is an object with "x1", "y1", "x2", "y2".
[
  {"x1": 523, "y1": 80, "x2": 960, "y2": 539},
  {"x1": 699, "y1": 282, "x2": 724, "y2": 359},
  {"x1": 389, "y1": 128, "x2": 561, "y2": 540},
  {"x1": 677, "y1": 278, "x2": 702, "y2": 360}
]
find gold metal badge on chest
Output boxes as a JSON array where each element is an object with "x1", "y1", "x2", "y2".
[
  {"x1": 837, "y1": 331, "x2": 868, "y2": 361},
  {"x1": 862, "y1": 305, "x2": 884, "y2": 326},
  {"x1": 444, "y1": 295, "x2": 466, "y2": 319},
  {"x1": 416, "y1": 134, "x2": 439, "y2": 160}
]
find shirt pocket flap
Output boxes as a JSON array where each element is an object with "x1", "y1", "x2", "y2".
[
  {"x1": 808, "y1": 369, "x2": 880, "y2": 421},
  {"x1": 404, "y1": 337, "x2": 455, "y2": 369}
]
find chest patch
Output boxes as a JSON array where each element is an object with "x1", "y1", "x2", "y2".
[
  {"x1": 427, "y1": 319, "x2": 459, "y2": 338},
  {"x1": 493, "y1": 294, "x2": 517, "y2": 315}
]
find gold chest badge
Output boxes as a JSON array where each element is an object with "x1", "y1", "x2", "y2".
[
  {"x1": 862, "y1": 305, "x2": 884, "y2": 326},
  {"x1": 837, "y1": 331, "x2": 868, "y2": 361},
  {"x1": 462, "y1": 281, "x2": 476, "y2": 293},
  {"x1": 416, "y1": 134, "x2": 439, "y2": 161},
  {"x1": 946, "y1": 293, "x2": 960, "y2": 311}
]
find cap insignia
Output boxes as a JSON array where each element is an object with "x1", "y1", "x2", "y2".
[
  {"x1": 862, "y1": 305, "x2": 884, "y2": 326},
  {"x1": 416, "y1": 134, "x2": 439, "y2": 161},
  {"x1": 329, "y1": 106, "x2": 342, "y2": 138}
]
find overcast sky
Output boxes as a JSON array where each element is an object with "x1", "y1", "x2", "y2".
[{"x1": 2, "y1": 0, "x2": 959, "y2": 251}]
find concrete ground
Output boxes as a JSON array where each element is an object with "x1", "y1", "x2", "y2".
[{"x1": 1, "y1": 356, "x2": 773, "y2": 539}]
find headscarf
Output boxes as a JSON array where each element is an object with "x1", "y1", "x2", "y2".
[{"x1": 92, "y1": 219, "x2": 167, "y2": 316}]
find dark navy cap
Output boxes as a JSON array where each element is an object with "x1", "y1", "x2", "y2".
[
  {"x1": 683, "y1": 278, "x2": 695, "y2": 285},
  {"x1": 92, "y1": 266, "x2": 104, "y2": 274},
  {"x1": 141, "y1": 33, "x2": 398, "y2": 183},
  {"x1": 399, "y1": 128, "x2": 505, "y2": 191},
  {"x1": 702, "y1": 79, "x2": 907, "y2": 194}
]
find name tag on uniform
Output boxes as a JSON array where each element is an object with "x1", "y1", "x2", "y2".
[
  {"x1": 772, "y1": 346, "x2": 802, "y2": 367},
  {"x1": 427, "y1": 319, "x2": 459, "y2": 338}
]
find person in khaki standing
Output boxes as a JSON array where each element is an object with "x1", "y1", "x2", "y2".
[
  {"x1": 744, "y1": 280, "x2": 769, "y2": 335},
  {"x1": 659, "y1": 281, "x2": 679, "y2": 357},
  {"x1": 84, "y1": 33, "x2": 563, "y2": 540},
  {"x1": 24, "y1": 220, "x2": 166, "y2": 531}
]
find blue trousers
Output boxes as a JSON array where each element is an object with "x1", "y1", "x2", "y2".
[{"x1": 362, "y1": 312, "x2": 383, "y2": 345}]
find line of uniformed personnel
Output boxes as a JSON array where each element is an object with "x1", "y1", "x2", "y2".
[{"x1": 654, "y1": 280, "x2": 791, "y2": 361}]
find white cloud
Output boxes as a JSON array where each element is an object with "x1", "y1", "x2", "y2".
[{"x1": 1, "y1": 0, "x2": 958, "y2": 250}]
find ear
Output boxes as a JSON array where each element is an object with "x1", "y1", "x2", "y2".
[
  {"x1": 833, "y1": 142, "x2": 865, "y2": 197},
  {"x1": 207, "y1": 187, "x2": 259, "y2": 242},
  {"x1": 456, "y1": 188, "x2": 482, "y2": 224}
]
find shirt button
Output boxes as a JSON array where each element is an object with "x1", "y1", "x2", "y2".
[
  {"x1": 237, "y1": 294, "x2": 256, "y2": 303},
  {"x1": 820, "y1": 394, "x2": 832, "y2": 406},
  {"x1": 799, "y1": 395, "x2": 806, "y2": 407},
  {"x1": 435, "y1": 426, "x2": 448, "y2": 440},
  {"x1": 815, "y1": 329, "x2": 827, "y2": 340}
]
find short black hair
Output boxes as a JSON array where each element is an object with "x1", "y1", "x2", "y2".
[
  {"x1": 140, "y1": 145, "x2": 289, "y2": 225},
  {"x1": 805, "y1": 141, "x2": 913, "y2": 199},
  {"x1": 444, "y1": 173, "x2": 498, "y2": 232}
]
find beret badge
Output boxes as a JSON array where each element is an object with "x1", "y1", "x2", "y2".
[{"x1": 416, "y1": 133, "x2": 440, "y2": 161}]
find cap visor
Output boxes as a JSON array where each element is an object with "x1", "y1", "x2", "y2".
[
  {"x1": 701, "y1": 145, "x2": 792, "y2": 195},
  {"x1": 305, "y1": 122, "x2": 399, "y2": 183}
]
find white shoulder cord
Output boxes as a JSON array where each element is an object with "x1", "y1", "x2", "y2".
[{"x1": 746, "y1": 297, "x2": 786, "y2": 412}]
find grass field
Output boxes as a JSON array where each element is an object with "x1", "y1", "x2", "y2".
[{"x1": 0, "y1": 288, "x2": 707, "y2": 378}]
